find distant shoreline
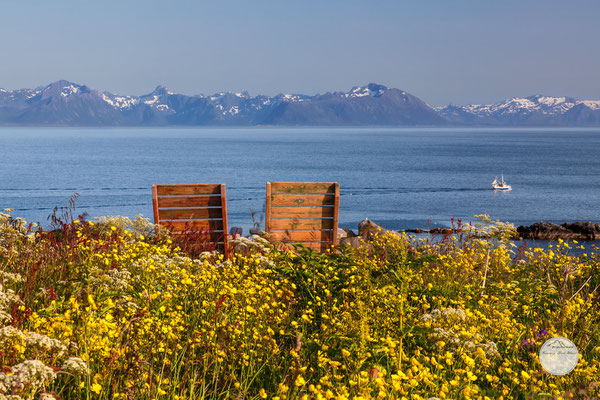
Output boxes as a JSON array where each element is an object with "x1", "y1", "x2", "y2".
[
  {"x1": 2, "y1": 125, "x2": 600, "y2": 130},
  {"x1": 1, "y1": 81, "x2": 599, "y2": 127}
]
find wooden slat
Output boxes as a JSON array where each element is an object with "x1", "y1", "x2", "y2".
[
  {"x1": 152, "y1": 185, "x2": 160, "y2": 224},
  {"x1": 220, "y1": 184, "x2": 229, "y2": 259},
  {"x1": 265, "y1": 182, "x2": 272, "y2": 232},
  {"x1": 270, "y1": 182, "x2": 336, "y2": 194},
  {"x1": 270, "y1": 194, "x2": 334, "y2": 206},
  {"x1": 270, "y1": 206, "x2": 334, "y2": 218},
  {"x1": 157, "y1": 196, "x2": 222, "y2": 208},
  {"x1": 158, "y1": 208, "x2": 223, "y2": 220},
  {"x1": 159, "y1": 219, "x2": 224, "y2": 232},
  {"x1": 268, "y1": 230, "x2": 333, "y2": 242},
  {"x1": 269, "y1": 218, "x2": 333, "y2": 230},
  {"x1": 291, "y1": 242, "x2": 330, "y2": 252},
  {"x1": 170, "y1": 232, "x2": 226, "y2": 243},
  {"x1": 332, "y1": 183, "x2": 340, "y2": 246},
  {"x1": 155, "y1": 184, "x2": 221, "y2": 196}
]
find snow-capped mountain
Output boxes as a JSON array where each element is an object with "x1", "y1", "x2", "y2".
[
  {"x1": 0, "y1": 80, "x2": 125, "y2": 125},
  {"x1": 436, "y1": 95, "x2": 600, "y2": 126},
  {"x1": 259, "y1": 83, "x2": 445, "y2": 125},
  {"x1": 0, "y1": 80, "x2": 598, "y2": 126},
  {"x1": 0, "y1": 81, "x2": 443, "y2": 126}
]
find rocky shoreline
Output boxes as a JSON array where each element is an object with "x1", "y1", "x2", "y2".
[
  {"x1": 236, "y1": 220, "x2": 600, "y2": 243},
  {"x1": 399, "y1": 221, "x2": 600, "y2": 241},
  {"x1": 515, "y1": 221, "x2": 600, "y2": 241}
]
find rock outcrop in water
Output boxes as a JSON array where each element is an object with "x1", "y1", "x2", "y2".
[
  {"x1": 353, "y1": 220, "x2": 600, "y2": 241},
  {"x1": 339, "y1": 219, "x2": 387, "y2": 248},
  {"x1": 516, "y1": 221, "x2": 600, "y2": 240}
]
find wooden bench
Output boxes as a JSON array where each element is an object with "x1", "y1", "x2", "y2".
[
  {"x1": 265, "y1": 182, "x2": 339, "y2": 252},
  {"x1": 152, "y1": 184, "x2": 229, "y2": 257}
]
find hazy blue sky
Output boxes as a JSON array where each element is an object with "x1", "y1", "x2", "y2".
[{"x1": 1, "y1": 0, "x2": 598, "y2": 105}]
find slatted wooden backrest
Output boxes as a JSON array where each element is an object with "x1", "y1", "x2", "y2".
[
  {"x1": 152, "y1": 184, "x2": 228, "y2": 256},
  {"x1": 265, "y1": 182, "x2": 339, "y2": 252}
]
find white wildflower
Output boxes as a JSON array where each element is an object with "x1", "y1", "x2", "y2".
[
  {"x1": 230, "y1": 235, "x2": 272, "y2": 254},
  {"x1": 5, "y1": 360, "x2": 56, "y2": 393},
  {"x1": 0, "y1": 326, "x2": 25, "y2": 342},
  {"x1": 0, "y1": 272, "x2": 24, "y2": 285},
  {"x1": 61, "y1": 357, "x2": 89, "y2": 376},
  {"x1": 463, "y1": 340, "x2": 476, "y2": 352},
  {"x1": 0, "y1": 284, "x2": 21, "y2": 324},
  {"x1": 431, "y1": 327, "x2": 454, "y2": 341},
  {"x1": 478, "y1": 341, "x2": 501, "y2": 358},
  {"x1": 89, "y1": 268, "x2": 131, "y2": 292},
  {"x1": 0, "y1": 372, "x2": 10, "y2": 393},
  {"x1": 420, "y1": 313, "x2": 434, "y2": 322},
  {"x1": 441, "y1": 307, "x2": 466, "y2": 321},
  {"x1": 24, "y1": 332, "x2": 68, "y2": 358}
]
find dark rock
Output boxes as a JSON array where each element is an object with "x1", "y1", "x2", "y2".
[
  {"x1": 404, "y1": 228, "x2": 425, "y2": 233},
  {"x1": 517, "y1": 222, "x2": 579, "y2": 240},
  {"x1": 358, "y1": 219, "x2": 384, "y2": 239},
  {"x1": 342, "y1": 228, "x2": 357, "y2": 237},
  {"x1": 229, "y1": 227, "x2": 243, "y2": 237},
  {"x1": 430, "y1": 228, "x2": 453, "y2": 235},
  {"x1": 339, "y1": 236, "x2": 364, "y2": 249},
  {"x1": 561, "y1": 221, "x2": 600, "y2": 240}
]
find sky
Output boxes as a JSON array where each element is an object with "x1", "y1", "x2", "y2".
[{"x1": 0, "y1": 0, "x2": 598, "y2": 106}]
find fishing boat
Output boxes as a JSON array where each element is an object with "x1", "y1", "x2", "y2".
[{"x1": 492, "y1": 175, "x2": 512, "y2": 191}]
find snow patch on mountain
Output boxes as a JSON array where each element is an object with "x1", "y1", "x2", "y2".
[
  {"x1": 281, "y1": 94, "x2": 307, "y2": 102},
  {"x1": 537, "y1": 96, "x2": 567, "y2": 106},
  {"x1": 209, "y1": 93, "x2": 226, "y2": 101},
  {"x1": 60, "y1": 85, "x2": 80, "y2": 97},
  {"x1": 26, "y1": 90, "x2": 41, "y2": 99},
  {"x1": 581, "y1": 101, "x2": 600, "y2": 110},
  {"x1": 344, "y1": 83, "x2": 388, "y2": 98},
  {"x1": 101, "y1": 93, "x2": 139, "y2": 109},
  {"x1": 143, "y1": 95, "x2": 160, "y2": 105}
]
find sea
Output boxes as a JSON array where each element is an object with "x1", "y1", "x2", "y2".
[{"x1": 1, "y1": 127, "x2": 599, "y2": 236}]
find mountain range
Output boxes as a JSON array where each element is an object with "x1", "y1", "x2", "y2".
[{"x1": 0, "y1": 80, "x2": 599, "y2": 126}]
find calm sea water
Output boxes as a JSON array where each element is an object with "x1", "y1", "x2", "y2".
[{"x1": 1, "y1": 127, "x2": 599, "y2": 234}]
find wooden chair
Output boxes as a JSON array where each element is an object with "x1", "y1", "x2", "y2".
[
  {"x1": 152, "y1": 184, "x2": 229, "y2": 257},
  {"x1": 265, "y1": 182, "x2": 340, "y2": 252}
]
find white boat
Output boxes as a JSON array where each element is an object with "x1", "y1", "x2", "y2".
[{"x1": 492, "y1": 175, "x2": 512, "y2": 191}]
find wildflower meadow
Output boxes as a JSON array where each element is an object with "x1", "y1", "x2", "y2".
[{"x1": 0, "y1": 210, "x2": 598, "y2": 400}]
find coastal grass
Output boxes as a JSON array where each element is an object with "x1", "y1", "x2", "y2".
[{"x1": 0, "y1": 210, "x2": 599, "y2": 400}]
